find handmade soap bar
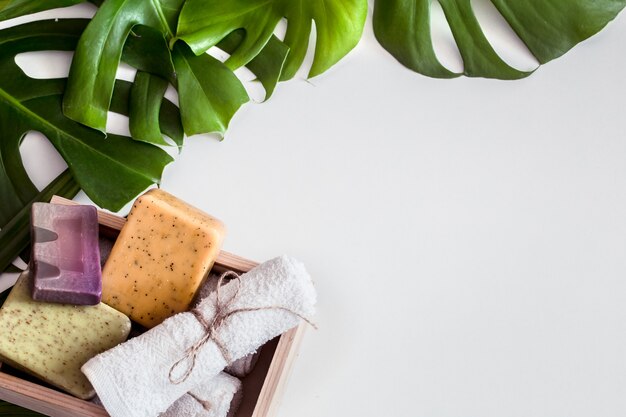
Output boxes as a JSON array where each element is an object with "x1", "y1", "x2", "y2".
[
  {"x1": 30, "y1": 203, "x2": 101, "y2": 305},
  {"x1": 0, "y1": 273, "x2": 131, "y2": 399},
  {"x1": 102, "y1": 189, "x2": 225, "y2": 328}
]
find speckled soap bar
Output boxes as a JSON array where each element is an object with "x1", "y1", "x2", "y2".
[
  {"x1": 0, "y1": 273, "x2": 131, "y2": 399},
  {"x1": 102, "y1": 189, "x2": 225, "y2": 328}
]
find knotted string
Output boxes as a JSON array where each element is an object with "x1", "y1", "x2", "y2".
[{"x1": 168, "y1": 270, "x2": 317, "y2": 384}]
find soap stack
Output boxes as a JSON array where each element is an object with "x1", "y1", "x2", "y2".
[
  {"x1": 0, "y1": 203, "x2": 130, "y2": 399},
  {"x1": 0, "y1": 190, "x2": 227, "y2": 401},
  {"x1": 0, "y1": 189, "x2": 316, "y2": 417}
]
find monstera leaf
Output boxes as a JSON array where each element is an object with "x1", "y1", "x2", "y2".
[
  {"x1": 123, "y1": 24, "x2": 288, "y2": 136},
  {"x1": 63, "y1": 0, "x2": 185, "y2": 132},
  {"x1": 0, "y1": 19, "x2": 179, "y2": 212},
  {"x1": 373, "y1": 0, "x2": 626, "y2": 79},
  {"x1": 0, "y1": 0, "x2": 83, "y2": 21},
  {"x1": 122, "y1": 24, "x2": 249, "y2": 137},
  {"x1": 176, "y1": 0, "x2": 368, "y2": 81},
  {"x1": 0, "y1": 400, "x2": 45, "y2": 416},
  {"x1": 63, "y1": 0, "x2": 289, "y2": 135},
  {"x1": 0, "y1": 18, "x2": 184, "y2": 282}
]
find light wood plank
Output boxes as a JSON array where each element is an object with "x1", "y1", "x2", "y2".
[
  {"x1": 0, "y1": 371, "x2": 108, "y2": 417},
  {"x1": 252, "y1": 325, "x2": 307, "y2": 417}
]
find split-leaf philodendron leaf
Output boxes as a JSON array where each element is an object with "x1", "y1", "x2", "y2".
[
  {"x1": 176, "y1": 0, "x2": 368, "y2": 81},
  {"x1": 62, "y1": 0, "x2": 186, "y2": 133},
  {"x1": 0, "y1": 19, "x2": 178, "y2": 212},
  {"x1": 0, "y1": 0, "x2": 84, "y2": 21},
  {"x1": 63, "y1": 0, "x2": 290, "y2": 136},
  {"x1": 129, "y1": 72, "x2": 173, "y2": 147},
  {"x1": 216, "y1": 31, "x2": 290, "y2": 101},
  {"x1": 373, "y1": 0, "x2": 626, "y2": 79}
]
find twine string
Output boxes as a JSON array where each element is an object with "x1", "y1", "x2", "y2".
[{"x1": 168, "y1": 270, "x2": 316, "y2": 384}]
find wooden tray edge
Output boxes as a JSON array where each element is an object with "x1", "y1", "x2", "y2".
[
  {"x1": 252, "y1": 324, "x2": 307, "y2": 417},
  {"x1": 0, "y1": 371, "x2": 108, "y2": 417}
]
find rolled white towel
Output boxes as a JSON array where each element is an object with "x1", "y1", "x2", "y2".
[
  {"x1": 95, "y1": 373, "x2": 242, "y2": 417},
  {"x1": 160, "y1": 373, "x2": 242, "y2": 417},
  {"x1": 225, "y1": 351, "x2": 260, "y2": 378},
  {"x1": 82, "y1": 256, "x2": 316, "y2": 417},
  {"x1": 193, "y1": 273, "x2": 221, "y2": 308},
  {"x1": 195, "y1": 275, "x2": 261, "y2": 379}
]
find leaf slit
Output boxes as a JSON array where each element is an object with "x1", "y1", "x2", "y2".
[{"x1": 470, "y1": 0, "x2": 539, "y2": 72}]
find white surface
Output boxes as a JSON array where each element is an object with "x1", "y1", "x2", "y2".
[{"x1": 2, "y1": 4, "x2": 626, "y2": 417}]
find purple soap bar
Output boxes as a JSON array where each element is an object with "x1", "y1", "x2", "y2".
[{"x1": 30, "y1": 203, "x2": 102, "y2": 305}]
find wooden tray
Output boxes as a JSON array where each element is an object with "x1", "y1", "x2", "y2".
[{"x1": 0, "y1": 196, "x2": 306, "y2": 417}]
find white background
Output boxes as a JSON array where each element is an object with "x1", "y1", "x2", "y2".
[{"x1": 2, "y1": 3, "x2": 626, "y2": 417}]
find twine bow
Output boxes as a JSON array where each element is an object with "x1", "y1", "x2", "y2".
[{"x1": 168, "y1": 270, "x2": 316, "y2": 384}]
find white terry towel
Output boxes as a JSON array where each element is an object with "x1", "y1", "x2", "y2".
[
  {"x1": 95, "y1": 373, "x2": 242, "y2": 417},
  {"x1": 194, "y1": 275, "x2": 261, "y2": 379},
  {"x1": 225, "y1": 351, "x2": 260, "y2": 378},
  {"x1": 160, "y1": 373, "x2": 242, "y2": 417},
  {"x1": 193, "y1": 273, "x2": 221, "y2": 307},
  {"x1": 82, "y1": 256, "x2": 316, "y2": 417}
]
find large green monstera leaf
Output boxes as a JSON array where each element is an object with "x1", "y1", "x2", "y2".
[
  {"x1": 0, "y1": 19, "x2": 179, "y2": 213},
  {"x1": 176, "y1": 0, "x2": 368, "y2": 81},
  {"x1": 63, "y1": 0, "x2": 289, "y2": 135},
  {"x1": 0, "y1": 0, "x2": 83, "y2": 21},
  {"x1": 374, "y1": 0, "x2": 626, "y2": 79},
  {"x1": 62, "y1": 0, "x2": 244, "y2": 134},
  {"x1": 0, "y1": 18, "x2": 183, "y2": 275}
]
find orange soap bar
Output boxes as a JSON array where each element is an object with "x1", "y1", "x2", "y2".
[{"x1": 102, "y1": 189, "x2": 225, "y2": 328}]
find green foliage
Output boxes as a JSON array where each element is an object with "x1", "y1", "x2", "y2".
[
  {"x1": 172, "y1": 42, "x2": 249, "y2": 136},
  {"x1": 0, "y1": 18, "x2": 182, "y2": 305},
  {"x1": 0, "y1": 0, "x2": 624, "y2": 414},
  {"x1": 0, "y1": 400, "x2": 45, "y2": 416},
  {"x1": 62, "y1": 0, "x2": 186, "y2": 133},
  {"x1": 0, "y1": 0, "x2": 83, "y2": 21},
  {"x1": 129, "y1": 72, "x2": 173, "y2": 147},
  {"x1": 0, "y1": 19, "x2": 177, "y2": 212},
  {"x1": 373, "y1": 0, "x2": 626, "y2": 79},
  {"x1": 62, "y1": 0, "x2": 292, "y2": 136},
  {"x1": 0, "y1": 170, "x2": 79, "y2": 274},
  {"x1": 176, "y1": 0, "x2": 368, "y2": 80},
  {"x1": 0, "y1": 1, "x2": 303, "y2": 216}
]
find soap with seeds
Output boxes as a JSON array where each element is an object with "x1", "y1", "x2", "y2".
[
  {"x1": 0, "y1": 273, "x2": 131, "y2": 399},
  {"x1": 102, "y1": 189, "x2": 225, "y2": 328},
  {"x1": 30, "y1": 202, "x2": 101, "y2": 305}
]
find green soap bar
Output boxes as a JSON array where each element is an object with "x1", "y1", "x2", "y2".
[{"x1": 0, "y1": 273, "x2": 131, "y2": 399}]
